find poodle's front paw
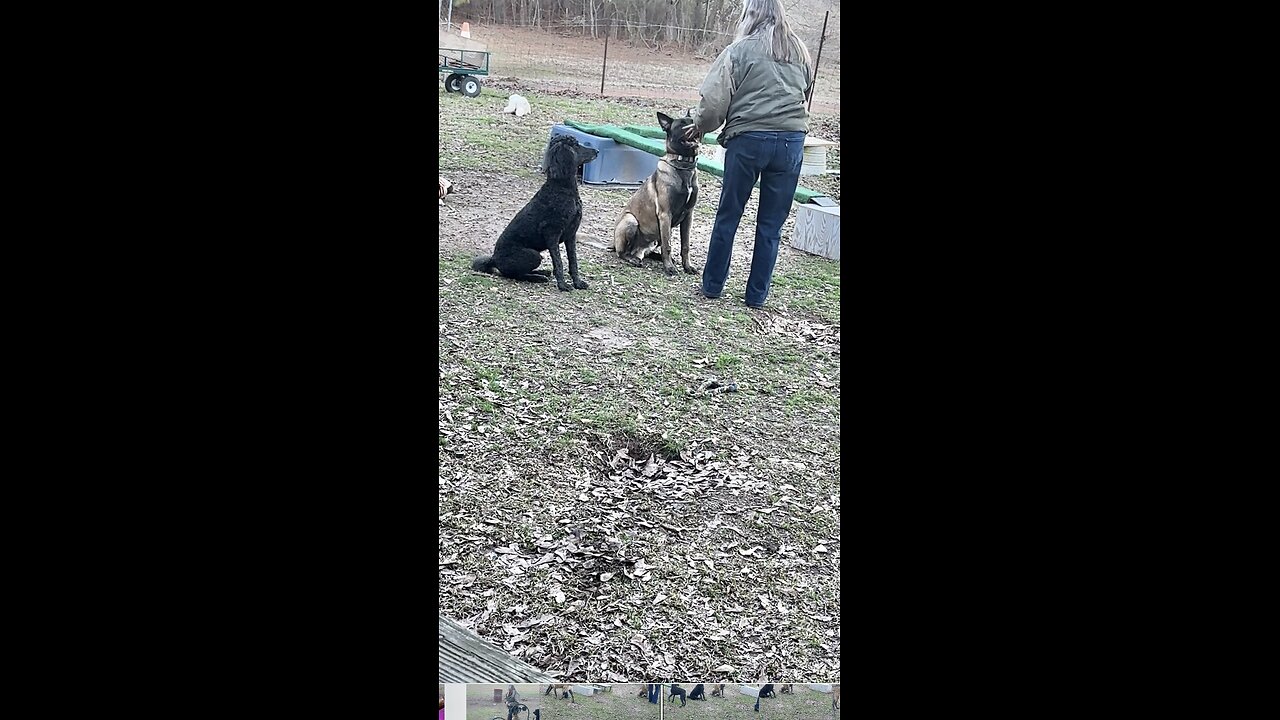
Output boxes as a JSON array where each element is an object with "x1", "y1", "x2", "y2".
[
  {"x1": 683, "y1": 264, "x2": 701, "y2": 275},
  {"x1": 573, "y1": 278, "x2": 589, "y2": 290},
  {"x1": 663, "y1": 264, "x2": 678, "y2": 277},
  {"x1": 557, "y1": 282, "x2": 572, "y2": 292}
]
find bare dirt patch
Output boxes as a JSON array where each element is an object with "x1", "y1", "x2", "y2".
[{"x1": 459, "y1": 25, "x2": 840, "y2": 114}]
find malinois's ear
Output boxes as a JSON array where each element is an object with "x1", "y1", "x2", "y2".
[
  {"x1": 685, "y1": 107, "x2": 692, "y2": 118},
  {"x1": 656, "y1": 111, "x2": 673, "y2": 130}
]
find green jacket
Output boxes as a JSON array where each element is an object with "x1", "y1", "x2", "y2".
[{"x1": 690, "y1": 35, "x2": 813, "y2": 147}]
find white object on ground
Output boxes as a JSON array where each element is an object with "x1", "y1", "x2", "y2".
[
  {"x1": 805, "y1": 684, "x2": 833, "y2": 694},
  {"x1": 503, "y1": 94, "x2": 531, "y2": 117},
  {"x1": 740, "y1": 685, "x2": 761, "y2": 697},
  {"x1": 801, "y1": 136, "x2": 838, "y2": 176}
]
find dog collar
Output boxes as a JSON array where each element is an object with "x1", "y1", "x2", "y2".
[{"x1": 662, "y1": 154, "x2": 698, "y2": 170}]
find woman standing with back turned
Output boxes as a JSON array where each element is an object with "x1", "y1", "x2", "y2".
[{"x1": 685, "y1": 0, "x2": 813, "y2": 309}]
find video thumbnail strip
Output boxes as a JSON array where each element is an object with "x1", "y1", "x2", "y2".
[{"x1": 441, "y1": 683, "x2": 840, "y2": 720}]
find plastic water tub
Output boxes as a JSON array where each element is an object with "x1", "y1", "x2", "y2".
[{"x1": 546, "y1": 124, "x2": 658, "y2": 186}]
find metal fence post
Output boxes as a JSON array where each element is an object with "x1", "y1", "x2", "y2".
[{"x1": 808, "y1": 10, "x2": 829, "y2": 112}]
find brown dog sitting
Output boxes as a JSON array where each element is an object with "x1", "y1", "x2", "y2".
[{"x1": 613, "y1": 111, "x2": 701, "y2": 277}]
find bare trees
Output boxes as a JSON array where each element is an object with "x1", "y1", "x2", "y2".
[
  {"x1": 443, "y1": 0, "x2": 738, "y2": 53},
  {"x1": 441, "y1": 0, "x2": 838, "y2": 63}
]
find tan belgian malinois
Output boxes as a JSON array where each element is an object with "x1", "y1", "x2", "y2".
[{"x1": 613, "y1": 111, "x2": 701, "y2": 276}]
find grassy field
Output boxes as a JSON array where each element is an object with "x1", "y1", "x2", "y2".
[
  {"x1": 663, "y1": 685, "x2": 835, "y2": 720},
  {"x1": 465, "y1": 684, "x2": 657, "y2": 720},
  {"x1": 438, "y1": 68, "x2": 841, "y2": 682}
]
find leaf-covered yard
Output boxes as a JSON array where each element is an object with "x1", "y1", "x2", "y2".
[{"x1": 439, "y1": 79, "x2": 841, "y2": 682}]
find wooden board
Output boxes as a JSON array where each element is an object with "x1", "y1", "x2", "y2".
[
  {"x1": 439, "y1": 28, "x2": 488, "y2": 52},
  {"x1": 438, "y1": 615, "x2": 554, "y2": 682},
  {"x1": 791, "y1": 204, "x2": 840, "y2": 261}
]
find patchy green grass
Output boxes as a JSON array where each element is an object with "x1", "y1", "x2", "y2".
[
  {"x1": 464, "y1": 685, "x2": 657, "y2": 720},
  {"x1": 770, "y1": 254, "x2": 841, "y2": 322},
  {"x1": 440, "y1": 86, "x2": 687, "y2": 175},
  {"x1": 670, "y1": 686, "x2": 836, "y2": 720},
  {"x1": 439, "y1": 82, "x2": 841, "y2": 683}
]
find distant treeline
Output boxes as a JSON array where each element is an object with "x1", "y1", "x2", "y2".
[{"x1": 443, "y1": 0, "x2": 838, "y2": 60}]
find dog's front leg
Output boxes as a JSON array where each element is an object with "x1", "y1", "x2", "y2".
[
  {"x1": 658, "y1": 212, "x2": 677, "y2": 276},
  {"x1": 679, "y1": 210, "x2": 699, "y2": 275},
  {"x1": 544, "y1": 228, "x2": 570, "y2": 291},
  {"x1": 562, "y1": 220, "x2": 588, "y2": 290}
]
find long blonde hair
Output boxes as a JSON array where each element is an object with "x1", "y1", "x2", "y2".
[{"x1": 735, "y1": 0, "x2": 813, "y2": 71}]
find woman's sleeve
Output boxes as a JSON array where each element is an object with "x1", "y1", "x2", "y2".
[{"x1": 691, "y1": 46, "x2": 735, "y2": 133}]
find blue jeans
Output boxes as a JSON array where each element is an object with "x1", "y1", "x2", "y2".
[{"x1": 701, "y1": 131, "x2": 805, "y2": 306}]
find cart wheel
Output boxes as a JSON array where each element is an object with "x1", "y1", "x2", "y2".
[
  {"x1": 445, "y1": 73, "x2": 464, "y2": 93},
  {"x1": 462, "y1": 77, "x2": 482, "y2": 97}
]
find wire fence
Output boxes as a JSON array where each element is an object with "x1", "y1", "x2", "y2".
[
  {"x1": 438, "y1": 13, "x2": 840, "y2": 62},
  {"x1": 443, "y1": 20, "x2": 738, "y2": 38},
  {"x1": 437, "y1": 21, "x2": 840, "y2": 112}
]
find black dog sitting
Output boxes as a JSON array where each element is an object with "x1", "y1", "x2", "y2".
[
  {"x1": 668, "y1": 684, "x2": 687, "y2": 707},
  {"x1": 688, "y1": 684, "x2": 706, "y2": 701},
  {"x1": 472, "y1": 134, "x2": 599, "y2": 292},
  {"x1": 759, "y1": 684, "x2": 776, "y2": 699}
]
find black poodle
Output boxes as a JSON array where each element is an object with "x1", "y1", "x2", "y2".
[{"x1": 471, "y1": 134, "x2": 599, "y2": 291}]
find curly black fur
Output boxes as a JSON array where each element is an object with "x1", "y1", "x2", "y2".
[
  {"x1": 668, "y1": 684, "x2": 686, "y2": 707},
  {"x1": 688, "y1": 684, "x2": 706, "y2": 701},
  {"x1": 471, "y1": 134, "x2": 599, "y2": 291}
]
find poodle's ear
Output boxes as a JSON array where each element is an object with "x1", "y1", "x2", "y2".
[
  {"x1": 545, "y1": 138, "x2": 576, "y2": 180},
  {"x1": 656, "y1": 112, "x2": 673, "y2": 131}
]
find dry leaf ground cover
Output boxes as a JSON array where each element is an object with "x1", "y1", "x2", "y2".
[
  {"x1": 663, "y1": 685, "x2": 835, "y2": 720},
  {"x1": 466, "y1": 684, "x2": 656, "y2": 720},
  {"x1": 439, "y1": 70, "x2": 841, "y2": 683}
]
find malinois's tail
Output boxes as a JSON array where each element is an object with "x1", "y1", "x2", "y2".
[{"x1": 472, "y1": 255, "x2": 495, "y2": 273}]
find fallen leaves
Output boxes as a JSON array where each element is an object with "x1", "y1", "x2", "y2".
[{"x1": 436, "y1": 162, "x2": 843, "y2": 680}]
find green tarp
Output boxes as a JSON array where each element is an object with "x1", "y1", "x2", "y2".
[{"x1": 564, "y1": 120, "x2": 825, "y2": 204}]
